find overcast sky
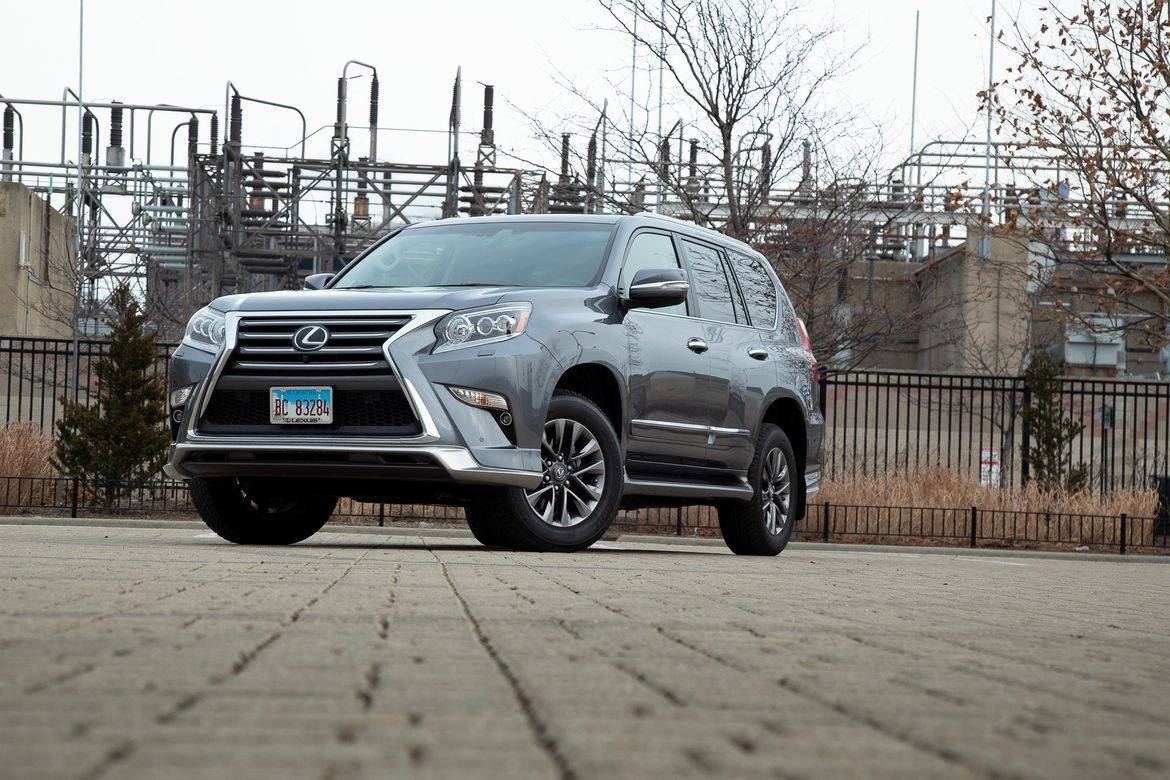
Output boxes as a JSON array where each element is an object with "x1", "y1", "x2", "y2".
[{"x1": 2, "y1": 0, "x2": 1041, "y2": 176}]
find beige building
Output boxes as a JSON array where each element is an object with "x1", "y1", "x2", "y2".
[{"x1": 0, "y1": 182, "x2": 76, "y2": 339}]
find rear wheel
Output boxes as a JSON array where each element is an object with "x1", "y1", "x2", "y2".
[
  {"x1": 191, "y1": 477, "x2": 336, "y2": 545},
  {"x1": 717, "y1": 424, "x2": 799, "y2": 556},
  {"x1": 472, "y1": 391, "x2": 622, "y2": 552}
]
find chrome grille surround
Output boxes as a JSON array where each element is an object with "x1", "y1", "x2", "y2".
[{"x1": 189, "y1": 309, "x2": 449, "y2": 445}]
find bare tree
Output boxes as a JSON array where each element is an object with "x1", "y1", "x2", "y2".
[
  {"x1": 516, "y1": 0, "x2": 966, "y2": 367},
  {"x1": 985, "y1": 0, "x2": 1170, "y2": 357}
]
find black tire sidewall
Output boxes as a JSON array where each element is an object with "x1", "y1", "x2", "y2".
[
  {"x1": 192, "y1": 477, "x2": 336, "y2": 545},
  {"x1": 751, "y1": 427, "x2": 798, "y2": 553},
  {"x1": 502, "y1": 393, "x2": 622, "y2": 551}
]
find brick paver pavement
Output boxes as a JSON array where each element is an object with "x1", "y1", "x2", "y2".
[{"x1": 1, "y1": 523, "x2": 1168, "y2": 779}]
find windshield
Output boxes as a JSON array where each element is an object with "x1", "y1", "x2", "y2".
[{"x1": 333, "y1": 222, "x2": 616, "y2": 289}]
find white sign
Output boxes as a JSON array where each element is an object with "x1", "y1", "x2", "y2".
[{"x1": 980, "y1": 448, "x2": 1001, "y2": 487}]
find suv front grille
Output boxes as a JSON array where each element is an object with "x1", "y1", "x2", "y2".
[{"x1": 226, "y1": 315, "x2": 412, "y2": 376}]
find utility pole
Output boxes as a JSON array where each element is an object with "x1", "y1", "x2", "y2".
[
  {"x1": 627, "y1": 10, "x2": 638, "y2": 192},
  {"x1": 980, "y1": 0, "x2": 997, "y2": 263},
  {"x1": 71, "y1": 0, "x2": 84, "y2": 400},
  {"x1": 655, "y1": 1, "x2": 665, "y2": 212},
  {"x1": 909, "y1": 10, "x2": 920, "y2": 161}
]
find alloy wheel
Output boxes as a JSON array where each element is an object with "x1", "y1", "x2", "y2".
[
  {"x1": 760, "y1": 447, "x2": 791, "y2": 535},
  {"x1": 524, "y1": 418, "x2": 606, "y2": 527}
]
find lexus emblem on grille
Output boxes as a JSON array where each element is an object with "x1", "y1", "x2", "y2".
[{"x1": 292, "y1": 325, "x2": 330, "y2": 352}]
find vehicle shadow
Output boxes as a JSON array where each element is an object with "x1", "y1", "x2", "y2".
[{"x1": 191, "y1": 539, "x2": 728, "y2": 556}]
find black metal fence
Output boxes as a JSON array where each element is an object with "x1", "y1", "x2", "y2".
[
  {"x1": 1, "y1": 475, "x2": 1164, "y2": 554},
  {"x1": 2, "y1": 338, "x2": 1169, "y2": 494},
  {"x1": 0, "y1": 336, "x2": 177, "y2": 429},
  {"x1": 821, "y1": 370, "x2": 1170, "y2": 493}
]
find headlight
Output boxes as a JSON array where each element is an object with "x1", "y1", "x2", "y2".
[
  {"x1": 434, "y1": 303, "x2": 531, "y2": 353},
  {"x1": 182, "y1": 306, "x2": 227, "y2": 354}
]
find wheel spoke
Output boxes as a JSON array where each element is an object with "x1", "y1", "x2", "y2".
[
  {"x1": 570, "y1": 475, "x2": 602, "y2": 500},
  {"x1": 574, "y1": 460, "x2": 604, "y2": 476},
  {"x1": 565, "y1": 485, "x2": 592, "y2": 515},
  {"x1": 572, "y1": 437, "x2": 599, "y2": 461},
  {"x1": 526, "y1": 484, "x2": 554, "y2": 507}
]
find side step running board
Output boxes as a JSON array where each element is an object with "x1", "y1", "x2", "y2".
[{"x1": 622, "y1": 476, "x2": 754, "y2": 502}]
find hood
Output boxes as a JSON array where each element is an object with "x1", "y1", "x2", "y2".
[{"x1": 209, "y1": 286, "x2": 515, "y2": 314}]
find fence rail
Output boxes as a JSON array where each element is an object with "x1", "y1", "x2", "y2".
[
  {"x1": 2, "y1": 337, "x2": 1169, "y2": 494},
  {"x1": 0, "y1": 336, "x2": 177, "y2": 431},
  {"x1": 1, "y1": 475, "x2": 1164, "y2": 554},
  {"x1": 821, "y1": 369, "x2": 1170, "y2": 493}
]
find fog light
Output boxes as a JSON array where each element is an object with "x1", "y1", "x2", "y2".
[
  {"x1": 499, "y1": 411, "x2": 513, "y2": 426},
  {"x1": 172, "y1": 408, "x2": 184, "y2": 424},
  {"x1": 447, "y1": 385, "x2": 509, "y2": 412},
  {"x1": 169, "y1": 384, "x2": 195, "y2": 409}
]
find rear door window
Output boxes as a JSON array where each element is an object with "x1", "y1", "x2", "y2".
[
  {"x1": 729, "y1": 251, "x2": 779, "y2": 329},
  {"x1": 680, "y1": 239, "x2": 738, "y2": 324}
]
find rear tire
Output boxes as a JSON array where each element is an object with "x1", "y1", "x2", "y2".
[
  {"x1": 717, "y1": 424, "x2": 799, "y2": 556},
  {"x1": 191, "y1": 477, "x2": 336, "y2": 545},
  {"x1": 473, "y1": 391, "x2": 622, "y2": 552}
]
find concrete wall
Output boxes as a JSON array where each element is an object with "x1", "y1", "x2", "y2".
[
  {"x1": 916, "y1": 233, "x2": 1030, "y2": 374},
  {"x1": 0, "y1": 182, "x2": 75, "y2": 338}
]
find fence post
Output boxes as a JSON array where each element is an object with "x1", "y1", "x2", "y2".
[
  {"x1": 1119, "y1": 513, "x2": 1127, "y2": 556},
  {"x1": 70, "y1": 476, "x2": 79, "y2": 519},
  {"x1": 1019, "y1": 384, "x2": 1032, "y2": 486},
  {"x1": 378, "y1": 503, "x2": 385, "y2": 528},
  {"x1": 675, "y1": 507, "x2": 683, "y2": 537},
  {"x1": 822, "y1": 500, "x2": 830, "y2": 543},
  {"x1": 970, "y1": 505, "x2": 977, "y2": 548}
]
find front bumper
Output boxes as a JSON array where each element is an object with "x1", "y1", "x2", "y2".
[{"x1": 165, "y1": 308, "x2": 550, "y2": 491}]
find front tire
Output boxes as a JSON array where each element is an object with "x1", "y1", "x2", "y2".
[
  {"x1": 191, "y1": 477, "x2": 337, "y2": 545},
  {"x1": 717, "y1": 424, "x2": 799, "y2": 556},
  {"x1": 472, "y1": 391, "x2": 622, "y2": 552}
]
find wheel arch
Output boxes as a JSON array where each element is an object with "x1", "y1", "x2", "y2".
[
  {"x1": 760, "y1": 393, "x2": 808, "y2": 519},
  {"x1": 551, "y1": 361, "x2": 626, "y2": 446}
]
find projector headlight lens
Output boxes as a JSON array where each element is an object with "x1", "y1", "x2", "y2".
[
  {"x1": 435, "y1": 303, "x2": 531, "y2": 353},
  {"x1": 182, "y1": 307, "x2": 227, "y2": 354}
]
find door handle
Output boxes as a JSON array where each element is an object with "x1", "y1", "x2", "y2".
[
  {"x1": 686, "y1": 338, "x2": 708, "y2": 354},
  {"x1": 748, "y1": 348, "x2": 769, "y2": 361}
]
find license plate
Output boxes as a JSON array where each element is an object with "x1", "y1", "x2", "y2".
[{"x1": 270, "y1": 386, "x2": 333, "y2": 424}]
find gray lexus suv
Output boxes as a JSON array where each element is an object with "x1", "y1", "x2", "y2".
[{"x1": 164, "y1": 214, "x2": 823, "y2": 555}]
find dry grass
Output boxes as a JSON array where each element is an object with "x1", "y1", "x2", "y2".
[
  {"x1": 819, "y1": 466, "x2": 1157, "y2": 518},
  {"x1": 0, "y1": 423, "x2": 56, "y2": 515}
]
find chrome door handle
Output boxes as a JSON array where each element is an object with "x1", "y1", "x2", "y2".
[
  {"x1": 748, "y1": 348, "x2": 769, "y2": 361},
  {"x1": 686, "y1": 338, "x2": 709, "y2": 354}
]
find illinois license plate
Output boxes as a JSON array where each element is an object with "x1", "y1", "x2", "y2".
[{"x1": 270, "y1": 386, "x2": 333, "y2": 424}]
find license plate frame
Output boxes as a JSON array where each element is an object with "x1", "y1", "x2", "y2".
[{"x1": 270, "y1": 386, "x2": 334, "y2": 425}]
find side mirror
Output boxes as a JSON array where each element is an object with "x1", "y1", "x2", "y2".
[
  {"x1": 625, "y1": 268, "x2": 690, "y2": 309},
  {"x1": 303, "y1": 273, "x2": 333, "y2": 290}
]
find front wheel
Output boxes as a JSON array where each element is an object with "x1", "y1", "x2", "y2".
[
  {"x1": 471, "y1": 391, "x2": 622, "y2": 552},
  {"x1": 717, "y1": 424, "x2": 799, "y2": 556},
  {"x1": 191, "y1": 477, "x2": 337, "y2": 545}
]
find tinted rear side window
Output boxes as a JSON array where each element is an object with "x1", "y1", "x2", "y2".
[
  {"x1": 730, "y1": 251, "x2": 778, "y2": 329},
  {"x1": 680, "y1": 239, "x2": 738, "y2": 324}
]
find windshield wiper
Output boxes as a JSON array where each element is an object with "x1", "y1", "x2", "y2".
[{"x1": 336, "y1": 284, "x2": 393, "y2": 290}]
